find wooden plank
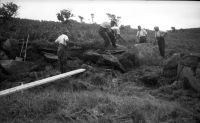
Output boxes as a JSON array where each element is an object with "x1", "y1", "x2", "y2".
[{"x1": 0, "y1": 69, "x2": 86, "y2": 97}]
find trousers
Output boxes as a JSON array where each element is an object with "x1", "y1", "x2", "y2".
[
  {"x1": 98, "y1": 27, "x2": 116, "y2": 48},
  {"x1": 157, "y1": 37, "x2": 165, "y2": 57},
  {"x1": 57, "y1": 44, "x2": 67, "y2": 73},
  {"x1": 139, "y1": 36, "x2": 147, "y2": 43}
]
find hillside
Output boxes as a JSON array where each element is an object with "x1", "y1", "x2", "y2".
[
  {"x1": 0, "y1": 18, "x2": 200, "y2": 123},
  {"x1": 1, "y1": 18, "x2": 199, "y2": 53}
]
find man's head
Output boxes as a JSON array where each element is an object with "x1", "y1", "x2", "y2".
[
  {"x1": 154, "y1": 26, "x2": 159, "y2": 31},
  {"x1": 138, "y1": 25, "x2": 141, "y2": 30}
]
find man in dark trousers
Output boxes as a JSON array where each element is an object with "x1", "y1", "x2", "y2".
[
  {"x1": 154, "y1": 26, "x2": 167, "y2": 58},
  {"x1": 98, "y1": 20, "x2": 117, "y2": 49},
  {"x1": 136, "y1": 25, "x2": 148, "y2": 43},
  {"x1": 55, "y1": 31, "x2": 79, "y2": 73}
]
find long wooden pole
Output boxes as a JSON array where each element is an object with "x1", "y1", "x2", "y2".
[{"x1": 0, "y1": 69, "x2": 86, "y2": 97}]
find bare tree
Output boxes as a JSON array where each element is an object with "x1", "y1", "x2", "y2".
[
  {"x1": 171, "y1": 27, "x2": 176, "y2": 32},
  {"x1": 106, "y1": 13, "x2": 121, "y2": 26},
  {"x1": 56, "y1": 9, "x2": 74, "y2": 30},
  {"x1": 91, "y1": 13, "x2": 94, "y2": 23},
  {"x1": 78, "y1": 16, "x2": 84, "y2": 23},
  {"x1": 106, "y1": 13, "x2": 116, "y2": 21},
  {"x1": 0, "y1": 2, "x2": 18, "y2": 21},
  {"x1": 56, "y1": 9, "x2": 74, "y2": 24}
]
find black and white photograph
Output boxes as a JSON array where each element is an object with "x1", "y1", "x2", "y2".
[{"x1": 0, "y1": 0, "x2": 200, "y2": 122}]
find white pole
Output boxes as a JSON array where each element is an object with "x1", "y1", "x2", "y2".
[{"x1": 0, "y1": 69, "x2": 86, "y2": 97}]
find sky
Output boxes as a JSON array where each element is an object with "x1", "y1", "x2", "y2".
[{"x1": 1, "y1": 0, "x2": 200, "y2": 30}]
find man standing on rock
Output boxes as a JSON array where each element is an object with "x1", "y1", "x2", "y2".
[
  {"x1": 154, "y1": 26, "x2": 167, "y2": 58},
  {"x1": 111, "y1": 24, "x2": 126, "y2": 44},
  {"x1": 55, "y1": 31, "x2": 79, "y2": 73},
  {"x1": 136, "y1": 25, "x2": 148, "y2": 43},
  {"x1": 98, "y1": 20, "x2": 117, "y2": 49}
]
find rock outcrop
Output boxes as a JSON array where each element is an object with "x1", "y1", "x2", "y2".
[
  {"x1": 2, "y1": 39, "x2": 20, "y2": 59},
  {"x1": 134, "y1": 43, "x2": 163, "y2": 65},
  {"x1": 0, "y1": 60, "x2": 34, "y2": 74}
]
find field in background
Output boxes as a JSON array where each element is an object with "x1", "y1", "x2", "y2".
[{"x1": 1, "y1": 18, "x2": 200, "y2": 53}]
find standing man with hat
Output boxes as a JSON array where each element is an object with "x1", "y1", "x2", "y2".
[
  {"x1": 154, "y1": 26, "x2": 167, "y2": 58},
  {"x1": 136, "y1": 25, "x2": 148, "y2": 43},
  {"x1": 55, "y1": 31, "x2": 80, "y2": 73}
]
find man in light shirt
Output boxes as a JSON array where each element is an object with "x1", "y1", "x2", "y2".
[
  {"x1": 154, "y1": 26, "x2": 167, "y2": 58},
  {"x1": 111, "y1": 25, "x2": 126, "y2": 43},
  {"x1": 136, "y1": 25, "x2": 148, "y2": 43},
  {"x1": 55, "y1": 31, "x2": 79, "y2": 73},
  {"x1": 98, "y1": 20, "x2": 117, "y2": 49},
  {"x1": 111, "y1": 26, "x2": 120, "y2": 37}
]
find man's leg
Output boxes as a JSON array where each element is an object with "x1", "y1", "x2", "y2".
[
  {"x1": 139, "y1": 36, "x2": 146, "y2": 43},
  {"x1": 99, "y1": 29, "x2": 111, "y2": 48},
  {"x1": 160, "y1": 37, "x2": 165, "y2": 57},
  {"x1": 108, "y1": 31, "x2": 117, "y2": 47},
  {"x1": 162, "y1": 38, "x2": 165, "y2": 57},
  {"x1": 139, "y1": 37, "x2": 144, "y2": 43},
  {"x1": 143, "y1": 37, "x2": 147, "y2": 43},
  {"x1": 57, "y1": 45, "x2": 65, "y2": 73},
  {"x1": 60, "y1": 59, "x2": 65, "y2": 73},
  {"x1": 157, "y1": 38, "x2": 163, "y2": 57},
  {"x1": 58, "y1": 55, "x2": 64, "y2": 73}
]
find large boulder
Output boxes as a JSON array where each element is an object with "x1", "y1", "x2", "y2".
[
  {"x1": 0, "y1": 60, "x2": 34, "y2": 74},
  {"x1": 179, "y1": 53, "x2": 200, "y2": 68},
  {"x1": 0, "y1": 50, "x2": 9, "y2": 60},
  {"x1": 2, "y1": 39, "x2": 20, "y2": 59},
  {"x1": 179, "y1": 65, "x2": 200, "y2": 93},
  {"x1": 100, "y1": 54, "x2": 126, "y2": 72},
  {"x1": 82, "y1": 50, "x2": 101, "y2": 63},
  {"x1": 83, "y1": 50, "x2": 126, "y2": 72},
  {"x1": 163, "y1": 53, "x2": 181, "y2": 70},
  {"x1": 0, "y1": 64, "x2": 10, "y2": 81},
  {"x1": 140, "y1": 71, "x2": 160, "y2": 86},
  {"x1": 162, "y1": 53, "x2": 181, "y2": 78},
  {"x1": 177, "y1": 53, "x2": 200, "y2": 92},
  {"x1": 177, "y1": 53, "x2": 200, "y2": 77},
  {"x1": 82, "y1": 43, "x2": 163, "y2": 72},
  {"x1": 134, "y1": 43, "x2": 163, "y2": 65},
  {"x1": 117, "y1": 48, "x2": 139, "y2": 71}
]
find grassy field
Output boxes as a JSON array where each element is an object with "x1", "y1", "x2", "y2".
[
  {"x1": 0, "y1": 19, "x2": 200, "y2": 123},
  {"x1": 0, "y1": 66, "x2": 199, "y2": 123}
]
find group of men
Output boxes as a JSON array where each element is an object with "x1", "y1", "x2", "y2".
[
  {"x1": 55, "y1": 20, "x2": 167, "y2": 73},
  {"x1": 136, "y1": 25, "x2": 167, "y2": 58}
]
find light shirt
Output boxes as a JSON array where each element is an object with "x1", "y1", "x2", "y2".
[
  {"x1": 111, "y1": 26, "x2": 120, "y2": 34},
  {"x1": 55, "y1": 34, "x2": 69, "y2": 46},
  {"x1": 100, "y1": 22, "x2": 111, "y2": 29},
  {"x1": 155, "y1": 31, "x2": 166, "y2": 38},
  {"x1": 136, "y1": 29, "x2": 147, "y2": 37}
]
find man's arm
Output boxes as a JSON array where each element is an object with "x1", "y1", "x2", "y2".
[
  {"x1": 136, "y1": 31, "x2": 140, "y2": 43},
  {"x1": 136, "y1": 31, "x2": 139, "y2": 37},
  {"x1": 118, "y1": 35, "x2": 126, "y2": 42},
  {"x1": 55, "y1": 37, "x2": 59, "y2": 44},
  {"x1": 163, "y1": 32, "x2": 167, "y2": 37}
]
